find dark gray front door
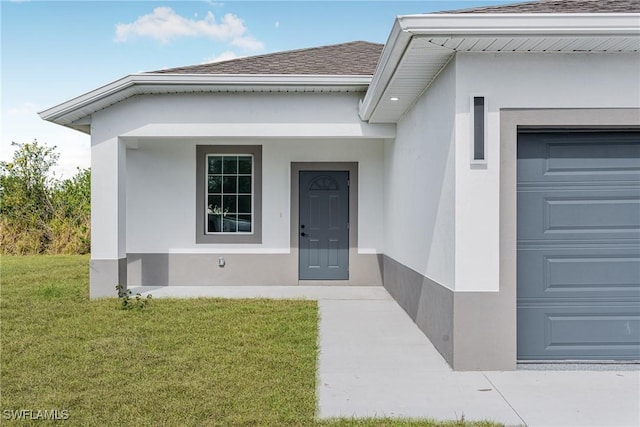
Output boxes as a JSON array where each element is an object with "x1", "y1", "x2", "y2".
[
  {"x1": 299, "y1": 171, "x2": 349, "y2": 280},
  {"x1": 517, "y1": 131, "x2": 640, "y2": 360}
]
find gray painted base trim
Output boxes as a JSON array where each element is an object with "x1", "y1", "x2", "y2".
[
  {"x1": 382, "y1": 255, "x2": 516, "y2": 371},
  {"x1": 90, "y1": 258, "x2": 127, "y2": 298},
  {"x1": 383, "y1": 255, "x2": 454, "y2": 365},
  {"x1": 126, "y1": 253, "x2": 383, "y2": 287},
  {"x1": 454, "y1": 291, "x2": 515, "y2": 371}
]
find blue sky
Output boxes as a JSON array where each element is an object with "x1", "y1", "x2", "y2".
[{"x1": 1, "y1": 0, "x2": 510, "y2": 178}]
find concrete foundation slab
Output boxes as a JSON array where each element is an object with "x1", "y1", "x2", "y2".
[{"x1": 131, "y1": 285, "x2": 390, "y2": 300}]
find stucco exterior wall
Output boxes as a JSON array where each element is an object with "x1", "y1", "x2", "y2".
[
  {"x1": 90, "y1": 91, "x2": 387, "y2": 262},
  {"x1": 453, "y1": 52, "x2": 640, "y2": 291},
  {"x1": 382, "y1": 51, "x2": 640, "y2": 369},
  {"x1": 384, "y1": 59, "x2": 457, "y2": 290},
  {"x1": 125, "y1": 137, "x2": 384, "y2": 254}
]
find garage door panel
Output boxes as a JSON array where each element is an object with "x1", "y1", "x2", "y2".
[
  {"x1": 518, "y1": 132, "x2": 640, "y2": 183},
  {"x1": 517, "y1": 188, "x2": 640, "y2": 241},
  {"x1": 517, "y1": 130, "x2": 640, "y2": 361},
  {"x1": 518, "y1": 304, "x2": 640, "y2": 360},
  {"x1": 518, "y1": 249, "x2": 640, "y2": 300}
]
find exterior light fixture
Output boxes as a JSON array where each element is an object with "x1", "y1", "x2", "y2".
[{"x1": 389, "y1": 96, "x2": 399, "y2": 101}]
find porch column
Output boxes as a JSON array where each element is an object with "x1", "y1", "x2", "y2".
[{"x1": 89, "y1": 136, "x2": 127, "y2": 298}]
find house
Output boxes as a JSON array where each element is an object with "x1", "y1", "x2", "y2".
[{"x1": 40, "y1": 0, "x2": 640, "y2": 371}]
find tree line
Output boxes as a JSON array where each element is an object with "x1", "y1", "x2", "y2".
[{"x1": 1, "y1": 140, "x2": 90, "y2": 255}]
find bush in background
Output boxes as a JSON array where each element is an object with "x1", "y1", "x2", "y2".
[{"x1": 0, "y1": 140, "x2": 90, "y2": 255}]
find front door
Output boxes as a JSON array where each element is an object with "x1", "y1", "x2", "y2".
[{"x1": 299, "y1": 171, "x2": 349, "y2": 280}]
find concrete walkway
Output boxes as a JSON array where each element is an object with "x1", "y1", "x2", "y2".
[{"x1": 134, "y1": 286, "x2": 640, "y2": 426}]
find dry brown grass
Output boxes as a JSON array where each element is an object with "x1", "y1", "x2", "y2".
[{"x1": 0, "y1": 217, "x2": 89, "y2": 255}]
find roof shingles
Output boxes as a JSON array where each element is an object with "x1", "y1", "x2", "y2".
[
  {"x1": 151, "y1": 41, "x2": 383, "y2": 75},
  {"x1": 435, "y1": 0, "x2": 640, "y2": 14},
  {"x1": 150, "y1": 1, "x2": 637, "y2": 76}
]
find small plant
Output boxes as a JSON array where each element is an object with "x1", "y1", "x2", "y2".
[{"x1": 116, "y1": 284, "x2": 152, "y2": 311}]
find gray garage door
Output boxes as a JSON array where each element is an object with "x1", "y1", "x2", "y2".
[{"x1": 517, "y1": 130, "x2": 640, "y2": 361}]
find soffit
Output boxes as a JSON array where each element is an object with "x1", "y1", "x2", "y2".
[{"x1": 365, "y1": 13, "x2": 640, "y2": 124}]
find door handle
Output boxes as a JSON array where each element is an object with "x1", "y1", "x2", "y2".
[{"x1": 300, "y1": 232, "x2": 307, "y2": 237}]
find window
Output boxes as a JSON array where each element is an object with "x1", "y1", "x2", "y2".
[
  {"x1": 206, "y1": 155, "x2": 253, "y2": 234},
  {"x1": 196, "y1": 145, "x2": 262, "y2": 243},
  {"x1": 471, "y1": 95, "x2": 487, "y2": 164}
]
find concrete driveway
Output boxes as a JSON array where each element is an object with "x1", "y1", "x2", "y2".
[
  {"x1": 134, "y1": 285, "x2": 640, "y2": 426},
  {"x1": 317, "y1": 293, "x2": 640, "y2": 427}
]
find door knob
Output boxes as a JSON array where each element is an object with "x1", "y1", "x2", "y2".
[{"x1": 300, "y1": 232, "x2": 307, "y2": 237}]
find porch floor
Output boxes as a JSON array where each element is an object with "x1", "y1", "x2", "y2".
[{"x1": 132, "y1": 286, "x2": 640, "y2": 426}]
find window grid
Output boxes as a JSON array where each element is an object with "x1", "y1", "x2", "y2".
[{"x1": 206, "y1": 154, "x2": 253, "y2": 234}]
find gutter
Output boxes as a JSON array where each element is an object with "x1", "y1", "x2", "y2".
[
  {"x1": 38, "y1": 74, "x2": 373, "y2": 125},
  {"x1": 397, "y1": 13, "x2": 640, "y2": 36},
  {"x1": 358, "y1": 13, "x2": 640, "y2": 121}
]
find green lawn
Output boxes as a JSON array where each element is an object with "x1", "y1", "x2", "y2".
[{"x1": 0, "y1": 256, "x2": 500, "y2": 426}]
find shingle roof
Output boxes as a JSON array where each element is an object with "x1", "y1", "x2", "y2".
[
  {"x1": 151, "y1": 41, "x2": 384, "y2": 75},
  {"x1": 435, "y1": 0, "x2": 640, "y2": 14},
  {"x1": 150, "y1": 2, "x2": 636, "y2": 76}
]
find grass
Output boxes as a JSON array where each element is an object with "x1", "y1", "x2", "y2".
[{"x1": 0, "y1": 255, "x2": 500, "y2": 426}]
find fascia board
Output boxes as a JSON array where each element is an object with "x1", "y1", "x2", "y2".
[
  {"x1": 397, "y1": 13, "x2": 640, "y2": 36},
  {"x1": 39, "y1": 74, "x2": 372, "y2": 125},
  {"x1": 38, "y1": 75, "x2": 136, "y2": 122},
  {"x1": 358, "y1": 20, "x2": 413, "y2": 121},
  {"x1": 360, "y1": 13, "x2": 640, "y2": 121}
]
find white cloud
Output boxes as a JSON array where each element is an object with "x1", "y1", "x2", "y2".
[
  {"x1": 7, "y1": 102, "x2": 37, "y2": 117},
  {"x1": 275, "y1": 21, "x2": 280, "y2": 30},
  {"x1": 202, "y1": 51, "x2": 243, "y2": 64},
  {"x1": 114, "y1": 7, "x2": 262, "y2": 51},
  {"x1": 231, "y1": 36, "x2": 263, "y2": 51}
]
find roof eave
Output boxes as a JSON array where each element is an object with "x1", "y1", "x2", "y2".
[
  {"x1": 398, "y1": 13, "x2": 640, "y2": 36},
  {"x1": 359, "y1": 13, "x2": 640, "y2": 121},
  {"x1": 39, "y1": 74, "x2": 373, "y2": 129},
  {"x1": 358, "y1": 20, "x2": 412, "y2": 124}
]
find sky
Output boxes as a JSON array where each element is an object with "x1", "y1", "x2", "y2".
[{"x1": 1, "y1": 0, "x2": 512, "y2": 179}]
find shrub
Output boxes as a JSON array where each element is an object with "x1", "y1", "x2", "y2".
[
  {"x1": 0, "y1": 140, "x2": 90, "y2": 255},
  {"x1": 116, "y1": 284, "x2": 152, "y2": 311}
]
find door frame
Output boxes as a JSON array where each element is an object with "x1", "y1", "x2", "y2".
[{"x1": 291, "y1": 162, "x2": 358, "y2": 284}]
